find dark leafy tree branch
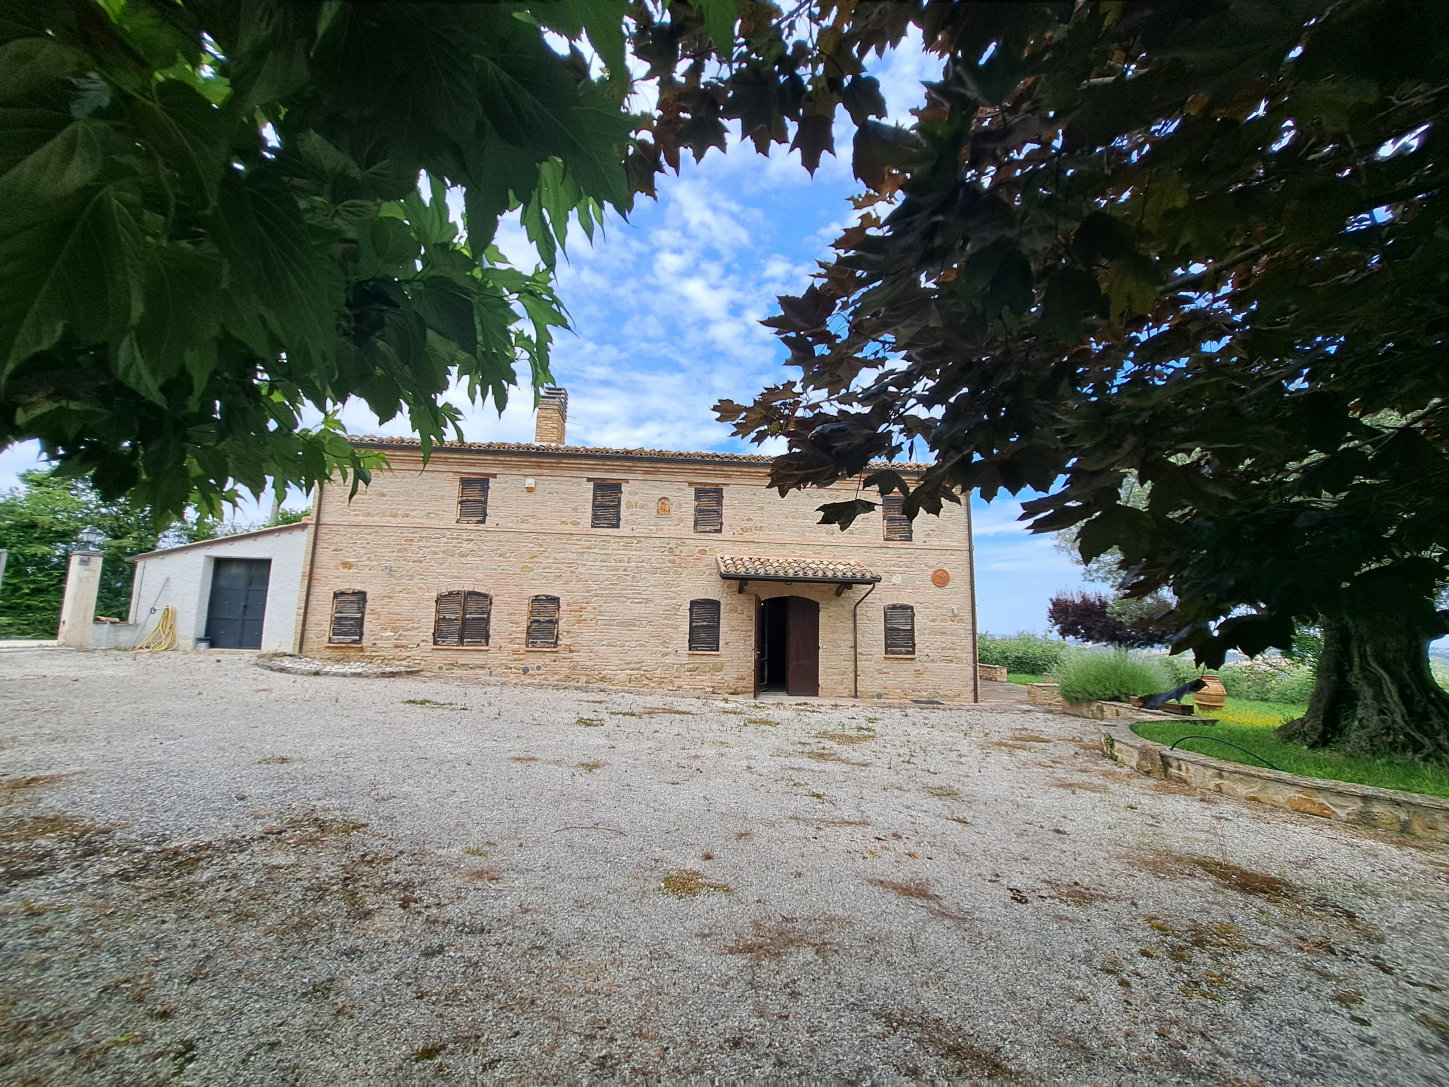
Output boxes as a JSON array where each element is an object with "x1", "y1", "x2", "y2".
[{"x1": 715, "y1": 0, "x2": 1449, "y2": 761}]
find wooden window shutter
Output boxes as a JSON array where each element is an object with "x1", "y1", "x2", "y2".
[
  {"x1": 688, "y1": 598, "x2": 721, "y2": 652},
  {"x1": 460, "y1": 591, "x2": 491, "y2": 647},
  {"x1": 693, "y1": 487, "x2": 723, "y2": 533},
  {"x1": 433, "y1": 591, "x2": 463, "y2": 646},
  {"x1": 884, "y1": 604, "x2": 916, "y2": 656},
  {"x1": 591, "y1": 482, "x2": 622, "y2": 528},
  {"x1": 457, "y1": 477, "x2": 489, "y2": 523},
  {"x1": 329, "y1": 590, "x2": 366, "y2": 644},
  {"x1": 882, "y1": 495, "x2": 912, "y2": 542},
  {"x1": 527, "y1": 595, "x2": 560, "y2": 648}
]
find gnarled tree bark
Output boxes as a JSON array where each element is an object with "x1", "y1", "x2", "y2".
[{"x1": 1277, "y1": 614, "x2": 1449, "y2": 765}]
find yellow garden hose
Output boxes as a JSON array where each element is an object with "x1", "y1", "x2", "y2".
[{"x1": 134, "y1": 605, "x2": 178, "y2": 652}]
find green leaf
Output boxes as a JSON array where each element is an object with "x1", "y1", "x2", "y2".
[
  {"x1": 474, "y1": 22, "x2": 630, "y2": 208},
  {"x1": 210, "y1": 171, "x2": 344, "y2": 366},
  {"x1": 0, "y1": 38, "x2": 84, "y2": 104},
  {"x1": 534, "y1": 0, "x2": 630, "y2": 87},
  {"x1": 0, "y1": 183, "x2": 145, "y2": 370},
  {"x1": 132, "y1": 79, "x2": 228, "y2": 206},
  {"x1": 413, "y1": 278, "x2": 477, "y2": 356},
  {"x1": 114, "y1": 334, "x2": 166, "y2": 406},
  {"x1": 134, "y1": 245, "x2": 222, "y2": 401},
  {"x1": 356, "y1": 216, "x2": 421, "y2": 277},
  {"x1": 694, "y1": 0, "x2": 738, "y2": 61},
  {"x1": 0, "y1": 119, "x2": 118, "y2": 219}
]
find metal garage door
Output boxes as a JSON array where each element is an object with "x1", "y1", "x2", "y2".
[{"x1": 203, "y1": 559, "x2": 271, "y2": 650}]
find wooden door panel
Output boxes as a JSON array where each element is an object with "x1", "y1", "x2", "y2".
[{"x1": 785, "y1": 596, "x2": 819, "y2": 696}]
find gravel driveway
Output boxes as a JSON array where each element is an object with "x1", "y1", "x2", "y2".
[{"x1": 1, "y1": 648, "x2": 1446, "y2": 1085}]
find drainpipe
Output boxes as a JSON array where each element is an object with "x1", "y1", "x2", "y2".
[
  {"x1": 852, "y1": 581, "x2": 878, "y2": 699},
  {"x1": 967, "y1": 494, "x2": 980, "y2": 704}
]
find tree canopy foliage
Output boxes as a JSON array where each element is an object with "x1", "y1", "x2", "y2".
[
  {"x1": 1, "y1": 0, "x2": 664, "y2": 517},
  {"x1": 0, "y1": 0, "x2": 928, "y2": 522},
  {"x1": 715, "y1": 0, "x2": 1449, "y2": 759},
  {"x1": 0, "y1": 467, "x2": 175, "y2": 637}
]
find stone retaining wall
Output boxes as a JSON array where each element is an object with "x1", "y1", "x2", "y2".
[
  {"x1": 978, "y1": 664, "x2": 1007, "y2": 682},
  {"x1": 1027, "y1": 683, "x2": 1061, "y2": 707},
  {"x1": 1101, "y1": 726, "x2": 1449, "y2": 841}
]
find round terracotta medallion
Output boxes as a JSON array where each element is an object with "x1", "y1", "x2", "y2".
[{"x1": 931, "y1": 568, "x2": 951, "y2": 587}]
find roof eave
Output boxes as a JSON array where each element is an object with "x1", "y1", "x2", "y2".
[{"x1": 717, "y1": 572, "x2": 881, "y2": 585}]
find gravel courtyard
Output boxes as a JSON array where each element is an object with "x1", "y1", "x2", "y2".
[{"x1": 1, "y1": 648, "x2": 1446, "y2": 1085}]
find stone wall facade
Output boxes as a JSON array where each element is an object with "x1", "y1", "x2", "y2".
[{"x1": 298, "y1": 443, "x2": 977, "y2": 700}]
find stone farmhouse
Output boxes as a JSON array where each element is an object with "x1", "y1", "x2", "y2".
[{"x1": 294, "y1": 389, "x2": 980, "y2": 702}]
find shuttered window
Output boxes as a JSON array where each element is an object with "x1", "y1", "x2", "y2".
[
  {"x1": 457, "y1": 477, "x2": 489, "y2": 523},
  {"x1": 329, "y1": 590, "x2": 366, "y2": 644},
  {"x1": 693, "y1": 487, "x2": 723, "y2": 533},
  {"x1": 688, "y1": 598, "x2": 721, "y2": 652},
  {"x1": 882, "y1": 495, "x2": 913, "y2": 542},
  {"x1": 434, "y1": 590, "x2": 491, "y2": 647},
  {"x1": 591, "y1": 482, "x2": 622, "y2": 528},
  {"x1": 884, "y1": 604, "x2": 916, "y2": 656},
  {"x1": 527, "y1": 595, "x2": 560, "y2": 648}
]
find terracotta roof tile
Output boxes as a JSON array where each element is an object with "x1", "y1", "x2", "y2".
[
  {"x1": 716, "y1": 555, "x2": 881, "y2": 583},
  {"x1": 348, "y1": 435, "x2": 930, "y2": 472}
]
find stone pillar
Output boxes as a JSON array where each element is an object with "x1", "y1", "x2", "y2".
[
  {"x1": 57, "y1": 550, "x2": 103, "y2": 647},
  {"x1": 534, "y1": 386, "x2": 568, "y2": 445}
]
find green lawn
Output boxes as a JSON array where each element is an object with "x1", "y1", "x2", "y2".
[
  {"x1": 1006, "y1": 673, "x2": 1045, "y2": 685},
  {"x1": 1200, "y1": 697, "x2": 1308, "y2": 727},
  {"x1": 1131, "y1": 709, "x2": 1449, "y2": 799}
]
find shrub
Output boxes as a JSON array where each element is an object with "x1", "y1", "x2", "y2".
[
  {"x1": 1159, "y1": 655, "x2": 1203, "y2": 686},
  {"x1": 977, "y1": 633, "x2": 1067, "y2": 676},
  {"x1": 1057, "y1": 650, "x2": 1168, "y2": 703},
  {"x1": 1211, "y1": 657, "x2": 1316, "y2": 703},
  {"x1": 1216, "y1": 660, "x2": 1279, "y2": 701},
  {"x1": 1266, "y1": 664, "x2": 1316, "y2": 704}
]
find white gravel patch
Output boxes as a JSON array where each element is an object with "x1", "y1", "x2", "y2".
[
  {"x1": 260, "y1": 654, "x2": 422, "y2": 678},
  {"x1": 1, "y1": 647, "x2": 1446, "y2": 1085}
]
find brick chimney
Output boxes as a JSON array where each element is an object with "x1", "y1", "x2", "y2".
[{"x1": 534, "y1": 386, "x2": 568, "y2": 445}]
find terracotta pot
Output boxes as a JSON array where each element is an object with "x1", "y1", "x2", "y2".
[{"x1": 1194, "y1": 673, "x2": 1227, "y2": 712}]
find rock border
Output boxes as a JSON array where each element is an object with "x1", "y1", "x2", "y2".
[
  {"x1": 258, "y1": 654, "x2": 422, "y2": 679},
  {"x1": 1101, "y1": 724, "x2": 1449, "y2": 841}
]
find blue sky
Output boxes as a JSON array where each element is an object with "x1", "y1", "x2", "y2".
[{"x1": 0, "y1": 35, "x2": 1090, "y2": 637}]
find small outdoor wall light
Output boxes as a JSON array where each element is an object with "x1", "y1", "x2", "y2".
[
  {"x1": 74, "y1": 526, "x2": 106, "y2": 554},
  {"x1": 524, "y1": 478, "x2": 536, "y2": 492}
]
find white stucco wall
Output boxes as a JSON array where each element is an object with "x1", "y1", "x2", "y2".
[{"x1": 128, "y1": 524, "x2": 310, "y2": 651}]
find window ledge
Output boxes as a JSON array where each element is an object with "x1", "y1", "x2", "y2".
[
  {"x1": 884, "y1": 654, "x2": 917, "y2": 660},
  {"x1": 430, "y1": 645, "x2": 490, "y2": 651},
  {"x1": 326, "y1": 642, "x2": 365, "y2": 649},
  {"x1": 687, "y1": 650, "x2": 721, "y2": 656},
  {"x1": 525, "y1": 646, "x2": 561, "y2": 653}
]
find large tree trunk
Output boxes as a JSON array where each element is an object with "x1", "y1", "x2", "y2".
[{"x1": 1277, "y1": 616, "x2": 1449, "y2": 764}]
